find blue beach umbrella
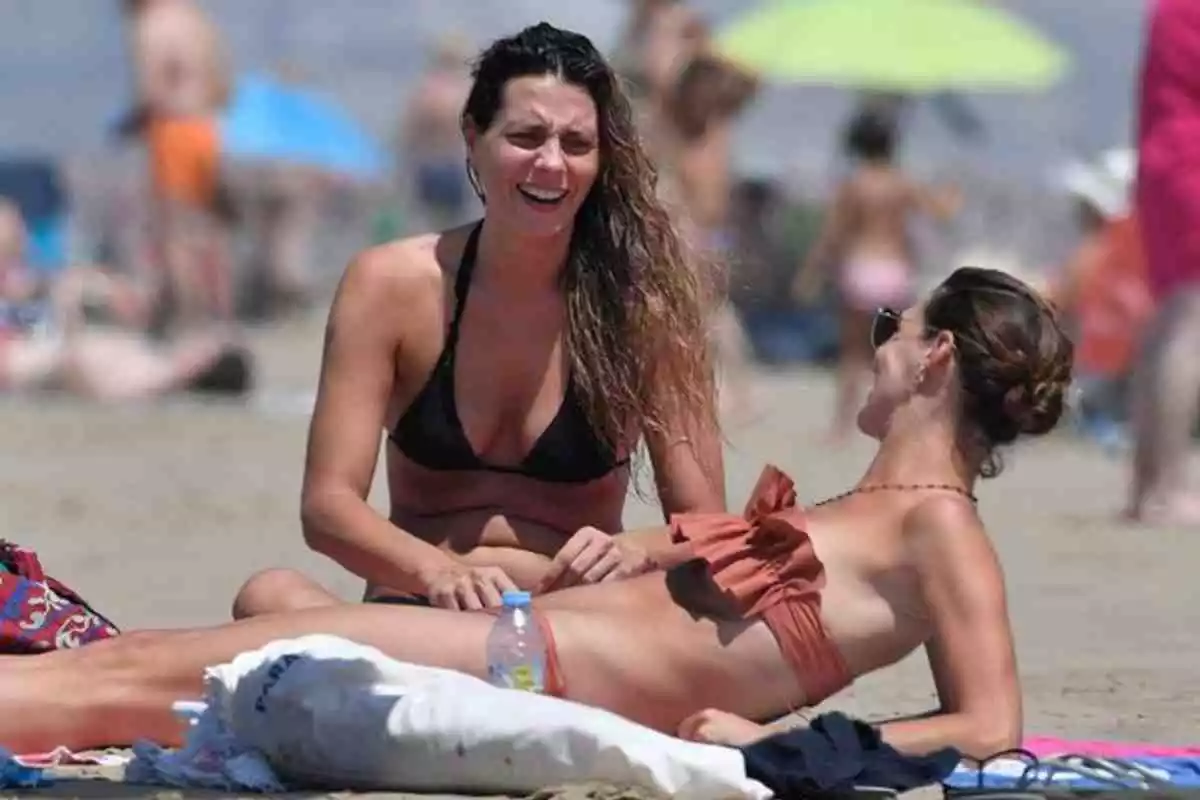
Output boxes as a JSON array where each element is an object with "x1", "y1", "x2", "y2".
[{"x1": 219, "y1": 74, "x2": 389, "y2": 181}]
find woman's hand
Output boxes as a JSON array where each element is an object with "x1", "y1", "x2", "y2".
[
  {"x1": 538, "y1": 526, "x2": 655, "y2": 593},
  {"x1": 421, "y1": 563, "x2": 520, "y2": 610},
  {"x1": 677, "y1": 708, "x2": 769, "y2": 747}
]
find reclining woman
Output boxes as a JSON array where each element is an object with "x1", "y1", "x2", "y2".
[
  {"x1": 0, "y1": 265, "x2": 1072, "y2": 759},
  {"x1": 233, "y1": 23, "x2": 726, "y2": 616},
  {"x1": 0, "y1": 199, "x2": 250, "y2": 400}
]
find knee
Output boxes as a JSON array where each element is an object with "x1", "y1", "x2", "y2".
[{"x1": 231, "y1": 568, "x2": 319, "y2": 620}]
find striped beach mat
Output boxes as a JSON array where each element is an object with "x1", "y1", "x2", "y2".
[{"x1": 945, "y1": 747, "x2": 1200, "y2": 796}]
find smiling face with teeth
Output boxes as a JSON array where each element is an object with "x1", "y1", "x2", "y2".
[{"x1": 464, "y1": 74, "x2": 601, "y2": 239}]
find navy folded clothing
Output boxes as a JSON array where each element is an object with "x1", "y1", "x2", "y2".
[{"x1": 741, "y1": 712, "x2": 961, "y2": 797}]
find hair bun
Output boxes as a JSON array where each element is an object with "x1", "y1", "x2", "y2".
[{"x1": 1002, "y1": 377, "x2": 1065, "y2": 436}]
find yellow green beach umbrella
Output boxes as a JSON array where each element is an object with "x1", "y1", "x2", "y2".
[{"x1": 716, "y1": 0, "x2": 1070, "y2": 93}]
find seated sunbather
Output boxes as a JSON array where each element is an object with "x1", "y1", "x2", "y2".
[
  {"x1": 0, "y1": 266, "x2": 1072, "y2": 760},
  {"x1": 232, "y1": 22, "x2": 725, "y2": 617}
]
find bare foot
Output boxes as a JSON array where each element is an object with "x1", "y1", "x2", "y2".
[{"x1": 1123, "y1": 493, "x2": 1200, "y2": 526}]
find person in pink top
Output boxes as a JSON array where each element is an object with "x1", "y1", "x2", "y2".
[{"x1": 1128, "y1": 0, "x2": 1200, "y2": 524}]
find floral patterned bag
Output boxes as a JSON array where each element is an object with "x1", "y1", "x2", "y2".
[{"x1": 0, "y1": 540, "x2": 119, "y2": 654}]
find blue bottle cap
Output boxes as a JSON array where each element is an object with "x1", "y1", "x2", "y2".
[{"x1": 501, "y1": 590, "x2": 533, "y2": 607}]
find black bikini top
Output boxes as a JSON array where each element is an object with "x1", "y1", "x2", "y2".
[{"x1": 388, "y1": 224, "x2": 631, "y2": 484}]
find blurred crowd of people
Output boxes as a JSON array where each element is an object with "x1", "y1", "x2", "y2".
[{"x1": 0, "y1": 0, "x2": 1197, "y2": 521}]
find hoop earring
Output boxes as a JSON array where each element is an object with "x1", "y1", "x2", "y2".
[{"x1": 466, "y1": 159, "x2": 485, "y2": 202}]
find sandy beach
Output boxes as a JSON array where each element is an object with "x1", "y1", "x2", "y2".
[{"x1": 4, "y1": 310, "x2": 1199, "y2": 798}]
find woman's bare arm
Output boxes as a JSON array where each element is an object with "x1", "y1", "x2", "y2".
[
  {"x1": 878, "y1": 497, "x2": 1022, "y2": 759},
  {"x1": 539, "y1": 381, "x2": 727, "y2": 588},
  {"x1": 614, "y1": 414, "x2": 725, "y2": 570},
  {"x1": 645, "y1": 429, "x2": 726, "y2": 519},
  {"x1": 681, "y1": 497, "x2": 1024, "y2": 755},
  {"x1": 538, "y1": 398, "x2": 726, "y2": 589},
  {"x1": 300, "y1": 241, "x2": 458, "y2": 595},
  {"x1": 644, "y1": 380, "x2": 727, "y2": 520},
  {"x1": 601, "y1": 430, "x2": 724, "y2": 574},
  {"x1": 611, "y1": 523, "x2": 689, "y2": 570}
]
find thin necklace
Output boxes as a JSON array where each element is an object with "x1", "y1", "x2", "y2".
[{"x1": 813, "y1": 483, "x2": 977, "y2": 507}]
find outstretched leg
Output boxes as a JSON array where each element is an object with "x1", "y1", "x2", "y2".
[
  {"x1": 0, "y1": 574, "x2": 795, "y2": 754},
  {"x1": 0, "y1": 603, "x2": 496, "y2": 753},
  {"x1": 1128, "y1": 286, "x2": 1200, "y2": 523}
]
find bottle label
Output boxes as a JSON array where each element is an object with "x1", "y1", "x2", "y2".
[{"x1": 488, "y1": 662, "x2": 546, "y2": 693}]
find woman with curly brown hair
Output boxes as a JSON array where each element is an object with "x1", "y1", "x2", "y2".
[
  {"x1": 0, "y1": 267, "x2": 1073, "y2": 758},
  {"x1": 232, "y1": 23, "x2": 726, "y2": 617}
]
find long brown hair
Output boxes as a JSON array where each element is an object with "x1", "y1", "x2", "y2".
[{"x1": 463, "y1": 23, "x2": 722, "y2": 473}]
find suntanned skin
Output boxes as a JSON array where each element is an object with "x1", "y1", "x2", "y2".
[
  {"x1": 233, "y1": 74, "x2": 726, "y2": 618},
  {"x1": 0, "y1": 309, "x2": 1023, "y2": 762}
]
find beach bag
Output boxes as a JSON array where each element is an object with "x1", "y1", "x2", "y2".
[{"x1": 0, "y1": 540, "x2": 120, "y2": 654}]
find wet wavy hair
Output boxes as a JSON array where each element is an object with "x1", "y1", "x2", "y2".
[{"x1": 464, "y1": 22, "x2": 722, "y2": 473}]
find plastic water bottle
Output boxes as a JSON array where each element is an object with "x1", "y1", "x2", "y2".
[{"x1": 485, "y1": 590, "x2": 548, "y2": 693}]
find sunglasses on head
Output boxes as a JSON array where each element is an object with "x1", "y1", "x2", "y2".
[{"x1": 870, "y1": 307, "x2": 903, "y2": 349}]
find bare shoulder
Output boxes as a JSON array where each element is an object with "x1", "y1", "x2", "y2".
[
  {"x1": 340, "y1": 234, "x2": 443, "y2": 300},
  {"x1": 901, "y1": 495, "x2": 1001, "y2": 573},
  {"x1": 335, "y1": 228, "x2": 473, "y2": 319}
]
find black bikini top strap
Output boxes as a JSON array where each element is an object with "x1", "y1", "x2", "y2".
[{"x1": 446, "y1": 222, "x2": 482, "y2": 350}]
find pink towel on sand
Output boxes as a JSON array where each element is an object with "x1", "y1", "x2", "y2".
[
  {"x1": 11, "y1": 747, "x2": 128, "y2": 768},
  {"x1": 1024, "y1": 736, "x2": 1200, "y2": 759}
]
